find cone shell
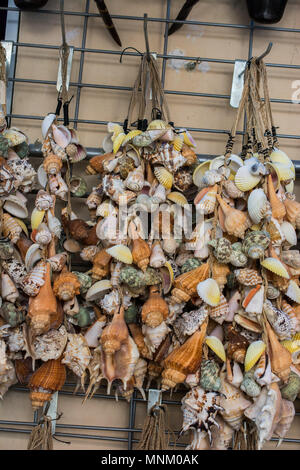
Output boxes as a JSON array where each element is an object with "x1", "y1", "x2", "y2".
[
  {"x1": 197, "y1": 278, "x2": 221, "y2": 306},
  {"x1": 106, "y1": 245, "x2": 133, "y2": 264},
  {"x1": 28, "y1": 359, "x2": 66, "y2": 409},
  {"x1": 235, "y1": 165, "x2": 261, "y2": 191},
  {"x1": 261, "y1": 257, "x2": 290, "y2": 279},
  {"x1": 154, "y1": 167, "x2": 173, "y2": 189},
  {"x1": 244, "y1": 341, "x2": 266, "y2": 372},
  {"x1": 205, "y1": 336, "x2": 226, "y2": 362}
]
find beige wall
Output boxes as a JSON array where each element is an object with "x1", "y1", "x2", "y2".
[{"x1": 0, "y1": 0, "x2": 300, "y2": 450}]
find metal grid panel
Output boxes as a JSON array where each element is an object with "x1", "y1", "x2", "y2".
[{"x1": 0, "y1": 0, "x2": 299, "y2": 450}]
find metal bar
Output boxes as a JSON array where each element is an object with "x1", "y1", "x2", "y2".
[
  {"x1": 73, "y1": 0, "x2": 90, "y2": 130},
  {"x1": 4, "y1": 0, "x2": 20, "y2": 125},
  {"x1": 160, "y1": 0, "x2": 171, "y2": 88},
  {"x1": 128, "y1": 390, "x2": 136, "y2": 450}
]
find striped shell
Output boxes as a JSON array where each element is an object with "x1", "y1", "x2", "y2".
[
  {"x1": 209, "y1": 294, "x2": 229, "y2": 325},
  {"x1": 2, "y1": 213, "x2": 22, "y2": 243},
  {"x1": 234, "y1": 268, "x2": 263, "y2": 286},
  {"x1": 263, "y1": 300, "x2": 292, "y2": 340},
  {"x1": 194, "y1": 185, "x2": 218, "y2": 215},
  {"x1": 21, "y1": 261, "x2": 47, "y2": 296}
]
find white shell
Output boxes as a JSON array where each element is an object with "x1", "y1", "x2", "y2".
[
  {"x1": 244, "y1": 286, "x2": 264, "y2": 315},
  {"x1": 42, "y1": 113, "x2": 56, "y2": 139},
  {"x1": 102, "y1": 133, "x2": 113, "y2": 153},
  {"x1": 3, "y1": 195, "x2": 28, "y2": 219},
  {"x1": 84, "y1": 319, "x2": 106, "y2": 348},
  {"x1": 25, "y1": 243, "x2": 42, "y2": 271},
  {"x1": 247, "y1": 189, "x2": 269, "y2": 224},
  {"x1": 235, "y1": 165, "x2": 261, "y2": 191},
  {"x1": 86, "y1": 280, "x2": 112, "y2": 302},
  {"x1": 37, "y1": 164, "x2": 48, "y2": 189},
  {"x1": 280, "y1": 221, "x2": 297, "y2": 246}
]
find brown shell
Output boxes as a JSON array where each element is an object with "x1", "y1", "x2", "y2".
[
  {"x1": 211, "y1": 260, "x2": 230, "y2": 288},
  {"x1": 171, "y1": 263, "x2": 209, "y2": 303},
  {"x1": 43, "y1": 154, "x2": 63, "y2": 175},
  {"x1": 28, "y1": 359, "x2": 66, "y2": 409},
  {"x1": 85, "y1": 153, "x2": 115, "y2": 175},
  {"x1": 141, "y1": 285, "x2": 169, "y2": 328},
  {"x1": 53, "y1": 271, "x2": 81, "y2": 301},
  {"x1": 15, "y1": 357, "x2": 33, "y2": 385},
  {"x1": 128, "y1": 323, "x2": 152, "y2": 359},
  {"x1": 267, "y1": 174, "x2": 286, "y2": 221},
  {"x1": 216, "y1": 194, "x2": 249, "y2": 239},
  {"x1": 265, "y1": 319, "x2": 292, "y2": 383},
  {"x1": 226, "y1": 325, "x2": 249, "y2": 363},
  {"x1": 284, "y1": 197, "x2": 300, "y2": 227},
  {"x1": 92, "y1": 249, "x2": 112, "y2": 280},
  {"x1": 28, "y1": 262, "x2": 58, "y2": 336},
  {"x1": 16, "y1": 235, "x2": 33, "y2": 262},
  {"x1": 181, "y1": 144, "x2": 197, "y2": 166},
  {"x1": 82, "y1": 225, "x2": 98, "y2": 246},
  {"x1": 67, "y1": 219, "x2": 90, "y2": 241},
  {"x1": 100, "y1": 306, "x2": 128, "y2": 355},
  {"x1": 132, "y1": 237, "x2": 151, "y2": 272},
  {"x1": 161, "y1": 319, "x2": 208, "y2": 390}
]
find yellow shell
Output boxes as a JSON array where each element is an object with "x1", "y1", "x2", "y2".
[
  {"x1": 272, "y1": 162, "x2": 295, "y2": 181},
  {"x1": 197, "y1": 278, "x2": 220, "y2": 306},
  {"x1": 286, "y1": 280, "x2": 300, "y2": 304},
  {"x1": 147, "y1": 120, "x2": 168, "y2": 130},
  {"x1": 281, "y1": 339, "x2": 300, "y2": 354},
  {"x1": 234, "y1": 165, "x2": 261, "y2": 191},
  {"x1": 192, "y1": 161, "x2": 211, "y2": 187},
  {"x1": 244, "y1": 340, "x2": 266, "y2": 372},
  {"x1": 15, "y1": 218, "x2": 29, "y2": 237},
  {"x1": 31, "y1": 208, "x2": 45, "y2": 231},
  {"x1": 260, "y1": 257, "x2": 290, "y2": 279},
  {"x1": 164, "y1": 261, "x2": 174, "y2": 284},
  {"x1": 113, "y1": 133, "x2": 126, "y2": 154},
  {"x1": 183, "y1": 131, "x2": 196, "y2": 148},
  {"x1": 122, "y1": 130, "x2": 142, "y2": 146},
  {"x1": 205, "y1": 336, "x2": 226, "y2": 362},
  {"x1": 167, "y1": 192, "x2": 188, "y2": 207},
  {"x1": 154, "y1": 167, "x2": 173, "y2": 190},
  {"x1": 106, "y1": 245, "x2": 133, "y2": 264},
  {"x1": 108, "y1": 122, "x2": 123, "y2": 139},
  {"x1": 293, "y1": 332, "x2": 300, "y2": 342},
  {"x1": 172, "y1": 134, "x2": 184, "y2": 152},
  {"x1": 270, "y1": 149, "x2": 292, "y2": 167}
]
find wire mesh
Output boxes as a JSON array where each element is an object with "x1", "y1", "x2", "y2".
[{"x1": 0, "y1": 0, "x2": 299, "y2": 450}]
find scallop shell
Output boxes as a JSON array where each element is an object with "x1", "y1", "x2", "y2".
[
  {"x1": 261, "y1": 257, "x2": 290, "y2": 279},
  {"x1": 153, "y1": 167, "x2": 173, "y2": 189},
  {"x1": 167, "y1": 192, "x2": 188, "y2": 207},
  {"x1": 247, "y1": 189, "x2": 271, "y2": 224},
  {"x1": 106, "y1": 245, "x2": 133, "y2": 264},
  {"x1": 285, "y1": 280, "x2": 300, "y2": 304},
  {"x1": 244, "y1": 341, "x2": 266, "y2": 372},
  {"x1": 197, "y1": 278, "x2": 220, "y2": 306},
  {"x1": 235, "y1": 165, "x2": 261, "y2": 191},
  {"x1": 280, "y1": 221, "x2": 297, "y2": 246},
  {"x1": 192, "y1": 160, "x2": 211, "y2": 188},
  {"x1": 205, "y1": 336, "x2": 226, "y2": 362}
]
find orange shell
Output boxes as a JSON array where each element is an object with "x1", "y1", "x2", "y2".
[
  {"x1": 92, "y1": 249, "x2": 112, "y2": 280},
  {"x1": 86, "y1": 153, "x2": 115, "y2": 175},
  {"x1": 28, "y1": 359, "x2": 66, "y2": 409},
  {"x1": 235, "y1": 268, "x2": 263, "y2": 286},
  {"x1": 67, "y1": 219, "x2": 90, "y2": 241},
  {"x1": 100, "y1": 306, "x2": 128, "y2": 355},
  {"x1": 141, "y1": 285, "x2": 169, "y2": 328},
  {"x1": 161, "y1": 319, "x2": 208, "y2": 390},
  {"x1": 284, "y1": 197, "x2": 300, "y2": 227},
  {"x1": 132, "y1": 237, "x2": 151, "y2": 272},
  {"x1": 43, "y1": 154, "x2": 63, "y2": 175},
  {"x1": 216, "y1": 194, "x2": 249, "y2": 238},
  {"x1": 171, "y1": 263, "x2": 209, "y2": 303},
  {"x1": 53, "y1": 271, "x2": 81, "y2": 301},
  {"x1": 128, "y1": 323, "x2": 152, "y2": 359},
  {"x1": 181, "y1": 144, "x2": 197, "y2": 166},
  {"x1": 267, "y1": 174, "x2": 286, "y2": 221},
  {"x1": 265, "y1": 319, "x2": 292, "y2": 383},
  {"x1": 28, "y1": 262, "x2": 58, "y2": 336},
  {"x1": 211, "y1": 260, "x2": 230, "y2": 288}
]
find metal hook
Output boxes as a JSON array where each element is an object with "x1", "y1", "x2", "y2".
[
  {"x1": 119, "y1": 47, "x2": 143, "y2": 63},
  {"x1": 238, "y1": 42, "x2": 273, "y2": 78},
  {"x1": 144, "y1": 13, "x2": 151, "y2": 62}
]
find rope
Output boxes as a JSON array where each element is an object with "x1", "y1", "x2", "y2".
[
  {"x1": 137, "y1": 404, "x2": 175, "y2": 450},
  {"x1": 59, "y1": 0, "x2": 70, "y2": 108},
  {"x1": 0, "y1": 42, "x2": 7, "y2": 116}
]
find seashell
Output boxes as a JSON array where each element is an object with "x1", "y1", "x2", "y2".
[
  {"x1": 280, "y1": 221, "x2": 297, "y2": 246},
  {"x1": 229, "y1": 248, "x2": 248, "y2": 267},
  {"x1": 234, "y1": 314, "x2": 262, "y2": 333},
  {"x1": 173, "y1": 305, "x2": 208, "y2": 343},
  {"x1": 274, "y1": 399, "x2": 295, "y2": 444},
  {"x1": 208, "y1": 237, "x2": 232, "y2": 263},
  {"x1": 263, "y1": 300, "x2": 292, "y2": 340},
  {"x1": 125, "y1": 165, "x2": 144, "y2": 192},
  {"x1": 261, "y1": 257, "x2": 289, "y2": 279},
  {"x1": 280, "y1": 372, "x2": 300, "y2": 401},
  {"x1": 282, "y1": 300, "x2": 300, "y2": 335},
  {"x1": 47, "y1": 252, "x2": 67, "y2": 273},
  {"x1": 267, "y1": 174, "x2": 286, "y2": 221},
  {"x1": 266, "y1": 284, "x2": 280, "y2": 299},
  {"x1": 161, "y1": 319, "x2": 208, "y2": 391},
  {"x1": 283, "y1": 195, "x2": 300, "y2": 229},
  {"x1": 51, "y1": 124, "x2": 71, "y2": 148},
  {"x1": 3, "y1": 128, "x2": 27, "y2": 147},
  {"x1": 34, "y1": 222, "x2": 52, "y2": 246},
  {"x1": 86, "y1": 153, "x2": 115, "y2": 175},
  {"x1": 167, "y1": 191, "x2": 188, "y2": 207},
  {"x1": 66, "y1": 143, "x2": 87, "y2": 163},
  {"x1": 265, "y1": 320, "x2": 292, "y2": 383},
  {"x1": 1, "y1": 273, "x2": 19, "y2": 303},
  {"x1": 216, "y1": 195, "x2": 249, "y2": 238},
  {"x1": 35, "y1": 190, "x2": 54, "y2": 212},
  {"x1": 242, "y1": 230, "x2": 270, "y2": 259},
  {"x1": 3, "y1": 194, "x2": 28, "y2": 219},
  {"x1": 1, "y1": 302, "x2": 25, "y2": 327},
  {"x1": 47, "y1": 211, "x2": 62, "y2": 238},
  {"x1": 205, "y1": 336, "x2": 226, "y2": 362},
  {"x1": 234, "y1": 268, "x2": 262, "y2": 286},
  {"x1": 219, "y1": 372, "x2": 251, "y2": 431},
  {"x1": 153, "y1": 166, "x2": 173, "y2": 189},
  {"x1": 141, "y1": 285, "x2": 169, "y2": 328},
  {"x1": 133, "y1": 129, "x2": 168, "y2": 147},
  {"x1": 84, "y1": 317, "x2": 107, "y2": 349},
  {"x1": 69, "y1": 176, "x2": 87, "y2": 197},
  {"x1": 194, "y1": 185, "x2": 218, "y2": 215},
  {"x1": 131, "y1": 237, "x2": 151, "y2": 272},
  {"x1": 211, "y1": 260, "x2": 230, "y2": 289},
  {"x1": 149, "y1": 241, "x2": 166, "y2": 268},
  {"x1": 200, "y1": 359, "x2": 221, "y2": 392},
  {"x1": 243, "y1": 285, "x2": 264, "y2": 315},
  {"x1": 192, "y1": 160, "x2": 211, "y2": 188},
  {"x1": 227, "y1": 325, "x2": 249, "y2": 363},
  {"x1": 222, "y1": 179, "x2": 244, "y2": 199},
  {"x1": 235, "y1": 165, "x2": 261, "y2": 191},
  {"x1": 244, "y1": 383, "x2": 282, "y2": 450},
  {"x1": 42, "y1": 113, "x2": 56, "y2": 139},
  {"x1": 53, "y1": 271, "x2": 81, "y2": 301},
  {"x1": 209, "y1": 294, "x2": 228, "y2": 325},
  {"x1": 28, "y1": 359, "x2": 66, "y2": 409},
  {"x1": 240, "y1": 371, "x2": 261, "y2": 397},
  {"x1": 86, "y1": 280, "x2": 112, "y2": 302},
  {"x1": 244, "y1": 340, "x2": 266, "y2": 372},
  {"x1": 128, "y1": 323, "x2": 152, "y2": 360},
  {"x1": 247, "y1": 188, "x2": 271, "y2": 225},
  {"x1": 62, "y1": 334, "x2": 91, "y2": 380},
  {"x1": 171, "y1": 263, "x2": 209, "y2": 304},
  {"x1": 281, "y1": 250, "x2": 300, "y2": 269},
  {"x1": 2, "y1": 260, "x2": 26, "y2": 285},
  {"x1": 2, "y1": 213, "x2": 22, "y2": 243},
  {"x1": 43, "y1": 153, "x2": 63, "y2": 175},
  {"x1": 106, "y1": 244, "x2": 133, "y2": 264},
  {"x1": 33, "y1": 326, "x2": 68, "y2": 361},
  {"x1": 181, "y1": 257, "x2": 202, "y2": 274},
  {"x1": 21, "y1": 260, "x2": 47, "y2": 296},
  {"x1": 196, "y1": 278, "x2": 220, "y2": 307}
]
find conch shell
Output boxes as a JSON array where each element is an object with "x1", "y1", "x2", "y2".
[
  {"x1": 267, "y1": 174, "x2": 286, "y2": 221},
  {"x1": 265, "y1": 319, "x2": 292, "y2": 383},
  {"x1": 53, "y1": 271, "x2": 81, "y2": 301},
  {"x1": 216, "y1": 194, "x2": 249, "y2": 238},
  {"x1": 219, "y1": 372, "x2": 251, "y2": 431},
  {"x1": 141, "y1": 285, "x2": 169, "y2": 328},
  {"x1": 28, "y1": 358, "x2": 66, "y2": 409},
  {"x1": 132, "y1": 237, "x2": 151, "y2": 272},
  {"x1": 171, "y1": 263, "x2": 209, "y2": 303},
  {"x1": 161, "y1": 319, "x2": 208, "y2": 390}
]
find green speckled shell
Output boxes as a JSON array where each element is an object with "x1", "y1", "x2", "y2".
[
  {"x1": 0, "y1": 240, "x2": 14, "y2": 260},
  {"x1": 74, "y1": 306, "x2": 93, "y2": 328},
  {"x1": 120, "y1": 266, "x2": 146, "y2": 289},
  {"x1": 73, "y1": 271, "x2": 92, "y2": 295},
  {"x1": 124, "y1": 304, "x2": 138, "y2": 324},
  {"x1": 240, "y1": 371, "x2": 261, "y2": 397},
  {"x1": 14, "y1": 141, "x2": 29, "y2": 159},
  {"x1": 230, "y1": 250, "x2": 248, "y2": 267},
  {"x1": 70, "y1": 177, "x2": 88, "y2": 197},
  {"x1": 226, "y1": 272, "x2": 237, "y2": 290},
  {"x1": 242, "y1": 231, "x2": 270, "y2": 259},
  {"x1": 144, "y1": 267, "x2": 162, "y2": 286},
  {"x1": 208, "y1": 238, "x2": 232, "y2": 263},
  {"x1": 0, "y1": 136, "x2": 9, "y2": 157},
  {"x1": 0, "y1": 301, "x2": 25, "y2": 327},
  {"x1": 200, "y1": 359, "x2": 221, "y2": 392},
  {"x1": 181, "y1": 257, "x2": 202, "y2": 274},
  {"x1": 281, "y1": 372, "x2": 300, "y2": 402}
]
